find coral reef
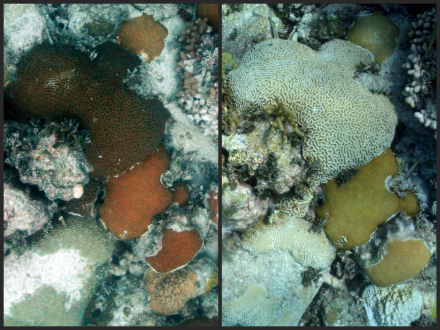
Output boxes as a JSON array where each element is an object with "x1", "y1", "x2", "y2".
[
  {"x1": 5, "y1": 43, "x2": 170, "y2": 180},
  {"x1": 363, "y1": 284, "x2": 423, "y2": 326},
  {"x1": 145, "y1": 228, "x2": 203, "y2": 273},
  {"x1": 99, "y1": 145, "x2": 188, "y2": 240},
  {"x1": 4, "y1": 216, "x2": 116, "y2": 326},
  {"x1": 242, "y1": 212, "x2": 336, "y2": 269},
  {"x1": 222, "y1": 3, "x2": 435, "y2": 327},
  {"x1": 196, "y1": 4, "x2": 218, "y2": 33},
  {"x1": 317, "y1": 148, "x2": 419, "y2": 249},
  {"x1": 224, "y1": 38, "x2": 397, "y2": 185},
  {"x1": 4, "y1": 119, "x2": 92, "y2": 201},
  {"x1": 346, "y1": 12, "x2": 400, "y2": 64},
  {"x1": 115, "y1": 14, "x2": 168, "y2": 62},
  {"x1": 402, "y1": 7, "x2": 437, "y2": 136}
]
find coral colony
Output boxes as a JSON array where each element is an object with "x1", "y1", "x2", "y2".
[{"x1": 4, "y1": 4, "x2": 218, "y2": 326}]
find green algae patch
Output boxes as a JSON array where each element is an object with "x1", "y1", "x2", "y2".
[
  {"x1": 365, "y1": 238, "x2": 431, "y2": 287},
  {"x1": 346, "y1": 12, "x2": 400, "y2": 63},
  {"x1": 222, "y1": 52, "x2": 238, "y2": 80},
  {"x1": 317, "y1": 148, "x2": 419, "y2": 250}
]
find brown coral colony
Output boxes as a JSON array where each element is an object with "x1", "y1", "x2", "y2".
[{"x1": 115, "y1": 13, "x2": 168, "y2": 62}]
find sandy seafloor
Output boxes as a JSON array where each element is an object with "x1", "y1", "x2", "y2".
[
  {"x1": 4, "y1": 4, "x2": 218, "y2": 326},
  {"x1": 221, "y1": 3, "x2": 436, "y2": 327}
]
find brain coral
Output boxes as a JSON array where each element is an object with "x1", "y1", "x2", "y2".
[
  {"x1": 5, "y1": 43, "x2": 169, "y2": 180},
  {"x1": 224, "y1": 38, "x2": 397, "y2": 185},
  {"x1": 222, "y1": 284, "x2": 279, "y2": 326},
  {"x1": 363, "y1": 284, "x2": 423, "y2": 326},
  {"x1": 98, "y1": 145, "x2": 189, "y2": 240},
  {"x1": 115, "y1": 13, "x2": 168, "y2": 62},
  {"x1": 241, "y1": 212, "x2": 336, "y2": 269},
  {"x1": 145, "y1": 228, "x2": 203, "y2": 273},
  {"x1": 143, "y1": 267, "x2": 198, "y2": 315}
]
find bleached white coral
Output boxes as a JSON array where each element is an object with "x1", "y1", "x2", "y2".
[{"x1": 363, "y1": 284, "x2": 423, "y2": 326}]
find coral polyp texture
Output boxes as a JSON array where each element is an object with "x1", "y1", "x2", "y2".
[
  {"x1": 145, "y1": 228, "x2": 203, "y2": 273},
  {"x1": 224, "y1": 38, "x2": 397, "y2": 185},
  {"x1": 365, "y1": 238, "x2": 431, "y2": 287},
  {"x1": 115, "y1": 13, "x2": 168, "y2": 62},
  {"x1": 363, "y1": 284, "x2": 423, "y2": 326},
  {"x1": 5, "y1": 43, "x2": 169, "y2": 181},
  {"x1": 143, "y1": 267, "x2": 198, "y2": 315},
  {"x1": 222, "y1": 284, "x2": 279, "y2": 326},
  {"x1": 346, "y1": 12, "x2": 400, "y2": 64},
  {"x1": 317, "y1": 148, "x2": 420, "y2": 249},
  {"x1": 196, "y1": 4, "x2": 219, "y2": 33},
  {"x1": 98, "y1": 145, "x2": 190, "y2": 240},
  {"x1": 242, "y1": 212, "x2": 336, "y2": 269}
]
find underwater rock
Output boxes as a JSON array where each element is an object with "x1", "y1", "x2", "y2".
[{"x1": 4, "y1": 120, "x2": 92, "y2": 201}]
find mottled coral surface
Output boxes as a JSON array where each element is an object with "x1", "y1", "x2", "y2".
[
  {"x1": 98, "y1": 145, "x2": 173, "y2": 240},
  {"x1": 146, "y1": 228, "x2": 203, "y2": 273},
  {"x1": 5, "y1": 44, "x2": 169, "y2": 180},
  {"x1": 115, "y1": 14, "x2": 168, "y2": 62}
]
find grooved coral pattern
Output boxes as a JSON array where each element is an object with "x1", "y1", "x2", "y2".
[
  {"x1": 146, "y1": 228, "x2": 203, "y2": 273},
  {"x1": 222, "y1": 284, "x2": 279, "y2": 326},
  {"x1": 224, "y1": 39, "x2": 397, "y2": 185},
  {"x1": 98, "y1": 145, "x2": 174, "y2": 240},
  {"x1": 143, "y1": 267, "x2": 199, "y2": 315},
  {"x1": 5, "y1": 44, "x2": 169, "y2": 181},
  {"x1": 241, "y1": 212, "x2": 336, "y2": 269}
]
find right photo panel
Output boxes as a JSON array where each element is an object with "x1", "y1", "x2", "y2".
[{"x1": 221, "y1": 3, "x2": 437, "y2": 326}]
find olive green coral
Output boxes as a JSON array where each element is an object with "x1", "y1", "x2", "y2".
[{"x1": 224, "y1": 38, "x2": 397, "y2": 185}]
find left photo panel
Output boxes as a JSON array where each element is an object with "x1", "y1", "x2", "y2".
[{"x1": 4, "y1": 3, "x2": 219, "y2": 326}]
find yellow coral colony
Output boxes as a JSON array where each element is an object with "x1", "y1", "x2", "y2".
[
  {"x1": 365, "y1": 238, "x2": 431, "y2": 287},
  {"x1": 317, "y1": 148, "x2": 420, "y2": 250},
  {"x1": 224, "y1": 38, "x2": 397, "y2": 186},
  {"x1": 346, "y1": 12, "x2": 400, "y2": 64}
]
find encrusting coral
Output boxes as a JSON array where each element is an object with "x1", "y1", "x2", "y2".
[
  {"x1": 222, "y1": 284, "x2": 279, "y2": 326},
  {"x1": 5, "y1": 43, "x2": 170, "y2": 181},
  {"x1": 242, "y1": 211, "x2": 336, "y2": 269},
  {"x1": 317, "y1": 148, "x2": 420, "y2": 249},
  {"x1": 365, "y1": 238, "x2": 431, "y2": 287},
  {"x1": 145, "y1": 228, "x2": 203, "y2": 273},
  {"x1": 115, "y1": 13, "x2": 168, "y2": 62},
  {"x1": 346, "y1": 12, "x2": 400, "y2": 64},
  {"x1": 98, "y1": 145, "x2": 190, "y2": 240},
  {"x1": 224, "y1": 38, "x2": 397, "y2": 186}
]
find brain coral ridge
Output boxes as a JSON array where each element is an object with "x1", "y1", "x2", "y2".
[
  {"x1": 5, "y1": 43, "x2": 170, "y2": 181},
  {"x1": 241, "y1": 212, "x2": 336, "y2": 270},
  {"x1": 224, "y1": 38, "x2": 398, "y2": 185}
]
